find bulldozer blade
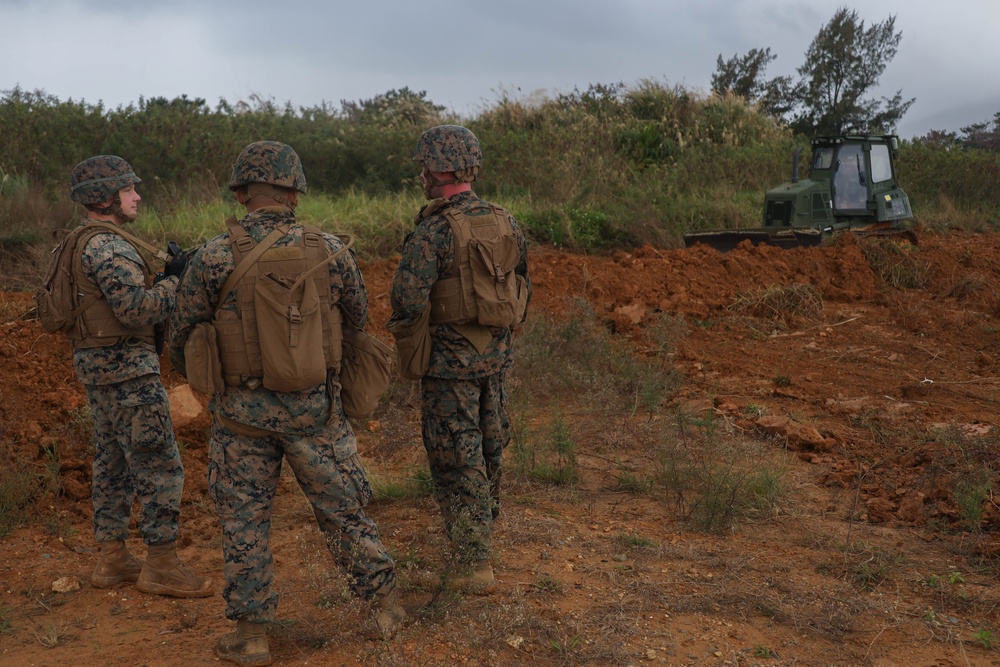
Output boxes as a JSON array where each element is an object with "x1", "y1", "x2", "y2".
[{"x1": 683, "y1": 228, "x2": 822, "y2": 253}]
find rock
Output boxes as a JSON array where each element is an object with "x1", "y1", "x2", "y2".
[
  {"x1": 756, "y1": 415, "x2": 828, "y2": 450},
  {"x1": 168, "y1": 384, "x2": 203, "y2": 428},
  {"x1": 52, "y1": 576, "x2": 80, "y2": 593},
  {"x1": 896, "y1": 491, "x2": 926, "y2": 524},
  {"x1": 865, "y1": 497, "x2": 897, "y2": 523}
]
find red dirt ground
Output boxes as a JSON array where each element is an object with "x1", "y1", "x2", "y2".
[{"x1": 3, "y1": 229, "x2": 1000, "y2": 666}]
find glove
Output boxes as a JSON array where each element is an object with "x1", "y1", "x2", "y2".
[{"x1": 164, "y1": 241, "x2": 188, "y2": 278}]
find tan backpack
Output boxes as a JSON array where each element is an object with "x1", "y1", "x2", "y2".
[
  {"x1": 186, "y1": 222, "x2": 391, "y2": 418},
  {"x1": 35, "y1": 222, "x2": 168, "y2": 335}
]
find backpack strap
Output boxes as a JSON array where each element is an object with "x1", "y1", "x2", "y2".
[
  {"x1": 83, "y1": 220, "x2": 171, "y2": 262},
  {"x1": 289, "y1": 234, "x2": 354, "y2": 293},
  {"x1": 214, "y1": 217, "x2": 287, "y2": 314}
]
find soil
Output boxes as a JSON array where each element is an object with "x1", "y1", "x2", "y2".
[{"x1": 3, "y1": 229, "x2": 1000, "y2": 666}]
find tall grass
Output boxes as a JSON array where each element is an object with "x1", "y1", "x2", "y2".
[{"x1": 2, "y1": 79, "x2": 999, "y2": 274}]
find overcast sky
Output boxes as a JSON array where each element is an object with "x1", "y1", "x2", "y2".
[{"x1": 2, "y1": 0, "x2": 998, "y2": 140}]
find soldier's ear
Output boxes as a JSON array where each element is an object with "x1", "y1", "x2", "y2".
[{"x1": 234, "y1": 187, "x2": 249, "y2": 206}]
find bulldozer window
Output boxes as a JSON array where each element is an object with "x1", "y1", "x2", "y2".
[
  {"x1": 812, "y1": 147, "x2": 834, "y2": 170},
  {"x1": 870, "y1": 144, "x2": 893, "y2": 184},
  {"x1": 833, "y1": 144, "x2": 868, "y2": 211}
]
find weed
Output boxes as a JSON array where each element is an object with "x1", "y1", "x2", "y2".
[
  {"x1": 859, "y1": 238, "x2": 930, "y2": 289},
  {"x1": 754, "y1": 645, "x2": 772, "y2": 658},
  {"x1": 550, "y1": 633, "x2": 582, "y2": 656},
  {"x1": 523, "y1": 412, "x2": 579, "y2": 487},
  {"x1": 730, "y1": 283, "x2": 822, "y2": 326},
  {"x1": 0, "y1": 451, "x2": 44, "y2": 537},
  {"x1": 0, "y1": 608, "x2": 14, "y2": 635},
  {"x1": 840, "y1": 541, "x2": 903, "y2": 591},
  {"x1": 975, "y1": 628, "x2": 994, "y2": 650},
  {"x1": 773, "y1": 374, "x2": 791, "y2": 388},
  {"x1": 613, "y1": 460, "x2": 655, "y2": 495},
  {"x1": 613, "y1": 533, "x2": 657, "y2": 549},
  {"x1": 661, "y1": 412, "x2": 787, "y2": 532},
  {"x1": 34, "y1": 618, "x2": 70, "y2": 649},
  {"x1": 532, "y1": 574, "x2": 564, "y2": 594},
  {"x1": 955, "y1": 477, "x2": 990, "y2": 533},
  {"x1": 371, "y1": 466, "x2": 435, "y2": 501}
]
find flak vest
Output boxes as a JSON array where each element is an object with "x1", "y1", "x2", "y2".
[
  {"x1": 427, "y1": 202, "x2": 526, "y2": 342},
  {"x1": 70, "y1": 226, "x2": 155, "y2": 349},
  {"x1": 211, "y1": 220, "x2": 343, "y2": 388}
]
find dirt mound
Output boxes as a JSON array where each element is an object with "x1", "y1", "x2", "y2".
[{"x1": 3, "y1": 229, "x2": 1000, "y2": 665}]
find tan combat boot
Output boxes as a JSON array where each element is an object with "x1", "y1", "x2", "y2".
[
  {"x1": 444, "y1": 559, "x2": 495, "y2": 593},
  {"x1": 136, "y1": 541, "x2": 212, "y2": 598},
  {"x1": 370, "y1": 588, "x2": 407, "y2": 639},
  {"x1": 216, "y1": 619, "x2": 271, "y2": 666},
  {"x1": 91, "y1": 540, "x2": 143, "y2": 588}
]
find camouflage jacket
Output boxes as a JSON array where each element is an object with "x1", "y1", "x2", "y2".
[
  {"x1": 388, "y1": 191, "x2": 530, "y2": 379},
  {"x1": 72, "y1": 221, "x2": 177, "y2": 386},
  {"x1": 168, "y1": 207, "x2": 367, "y2": 438}
]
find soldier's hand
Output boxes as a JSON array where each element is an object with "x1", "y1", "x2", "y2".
[{"x1": 164, "y1": 241, "x2": 188, "y2": 278}]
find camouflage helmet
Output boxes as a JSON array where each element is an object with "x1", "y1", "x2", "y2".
[
  {"x1": 228, "y1": 140, "x2": 307, "y2": 193},
  {"x1": 412, "y1": 125, "x2": 483, "y2": 172},
  {"x1": 69, "y1": 155, "x2": 141, "y2": 205}
]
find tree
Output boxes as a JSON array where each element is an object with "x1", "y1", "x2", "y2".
[
  {"x1": 959, "y1": 112, "x2": 1000, "y2": 151},
  {"x1": 711, "y1": 47, "x2": 799, "y2": 118},
  {"x1": 793, "y1": 7, "x2": 914, "y2": 135}
]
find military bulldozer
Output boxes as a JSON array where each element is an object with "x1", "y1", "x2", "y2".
[{"x1": 683, "y1": 134, "x2": 914, "y2": 252}]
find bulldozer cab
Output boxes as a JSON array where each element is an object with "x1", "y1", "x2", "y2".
[
  {"x1": 684, "y1": 134, "x2": 913, "y2": 252},
  {"x1": 805, "y1": 136, "x2": 907, "y2": 221}
]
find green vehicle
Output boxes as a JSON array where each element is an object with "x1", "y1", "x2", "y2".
[{"x1": 684, "y1": 134, "x2": 914, "y2": 252}]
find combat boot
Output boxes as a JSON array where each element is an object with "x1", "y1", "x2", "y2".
[
  {"x1": 91, "y1": 540, "x2": 143, "y2": 588},
  {"x1": 370, "y1": 588, "x2": 407, "y2": 639},
  {"x1": 136, "y1": 541, "x2": 212, "y2": 598},
  {"x1": 443, "y1": 559, "x2": 495, "y2": 593},
  {"x1": 216, "y1": 619, "x2": 271, "y2": 666}
]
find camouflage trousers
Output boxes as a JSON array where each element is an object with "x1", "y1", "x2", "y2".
[
  {"x1": 84, "y1": 374, "x2": 183, "y2": 545},
  {"x1": 421, "y1": 373, "x2": 509, "y2": 563},
  {"x1": 208, "y1": 421, "x2": 396, "y2": 623}
]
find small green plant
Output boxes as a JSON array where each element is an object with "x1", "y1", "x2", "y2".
[
  {"x1": 532, "y1": 574, "x2": 564, "y2": 594},
  {"x1": 0, "y1": 608, "x2": 14, "y2": 635},
  {"x1": 923, "y1": 573, "x2": 940, "y2": 588},
  {"x1": 948, "y1": 571, "x2": 965, "y2": 585},
  {"x1": 0, "y1": 452, "x2": 43, "y2": 537},
  {"x1": 974, "y1": 627, "x2": 994, "y2": 650},
  {"x1": 528, "y1": 413, "x2": 579, "y2": 486},
  {"x1": 773, "y1": 374, "x2": 791, "y2": 388},
  {"x1": 955, "y1": 478, "x2": 990, "y2": 533},
  {"x1": 550, "y1": 633, "x2": 582, "y2": 656},
  {"x1": 614, "y1": 532, "x2": 656, "y2": 549},
  {"x1": 841, "y1": 541, "x2": 903, "y2": 591},
  {"x1": 371, "y1": 467, "x2": 434, "y2": 501},
  {"x1": 613, "y1": 460, "x2": 654, "y2": 495},
  {"x1": 33, "y1": 619, "x2": 69, "y2": 649},
  {"x1": 754, "y1": 645, "x2": 772, "y2": 658}
]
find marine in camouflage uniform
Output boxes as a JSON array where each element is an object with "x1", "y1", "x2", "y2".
[
  {"x1": 168, "y1": 141, "x2": 404, "y2": 664},
  {"x1": 388, "y1": 125, "x2": 531, "y2": 588},
  {"x1": 65, "y1": 156, "x2": 211, "y2": 598}
]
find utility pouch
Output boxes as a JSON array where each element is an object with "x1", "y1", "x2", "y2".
[
  {"x1": 340, "y1": 324, "x2": 393, "y2": 419},
  {"x1": 184, "y1": 322, "x2": 225, "y2": 395},
  {"x1": 387, "y1": 306, "x2": 431, "y2": 381},
  {"x1": 254, "y1": 271, "x2": 326, "y2": 392},
  {"x1": 468, "y1": 234, "x2": 521, "y2": 327}
]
